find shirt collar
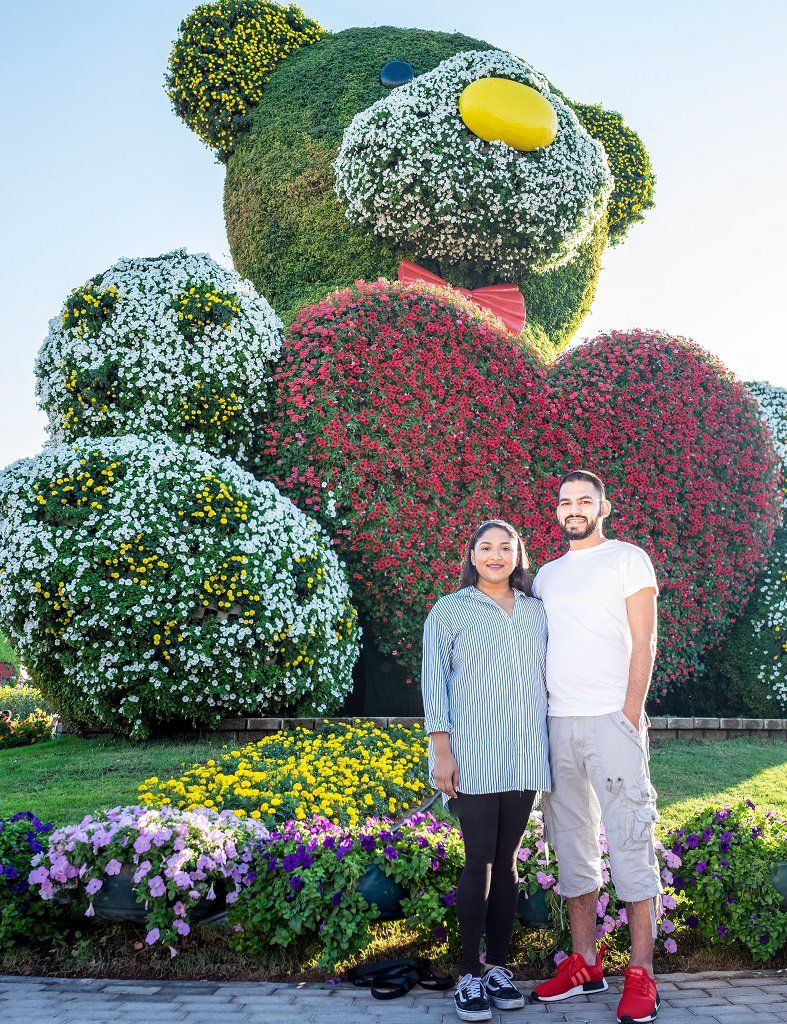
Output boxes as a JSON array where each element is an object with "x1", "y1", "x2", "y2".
[{"x1": 463, "y1": 586, "x2": 528, "y2": 606}]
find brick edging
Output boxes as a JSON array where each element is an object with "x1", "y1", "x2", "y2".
[
  {"x1": 59, "y1": 715, "x2": 787, "y2": 741},
  {"x1": 206, "y1": 716, "x2": 787, "y2": 742}
]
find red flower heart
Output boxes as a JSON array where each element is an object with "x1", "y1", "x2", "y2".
[{"x1": 260, "y1": 282, "x2": 781, "y2": 700}]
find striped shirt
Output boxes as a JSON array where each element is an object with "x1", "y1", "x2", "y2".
[{"x1": 421, "y1": 586, "x2": 551, "y2": 801}]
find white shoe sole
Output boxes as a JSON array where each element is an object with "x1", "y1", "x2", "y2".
[
  {"x1": 455, "y1": 1007, "x2": 493, "y2": 1021},
  {"x1": 532, "y1": 977, "x2": 609, "y2": 1002},
  {"x1": 489, "y1": 993, "x2": 525, "y2": 1009}
]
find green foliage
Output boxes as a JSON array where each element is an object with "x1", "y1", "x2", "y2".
[
  {"x1": 573, "y1": 103, "x2": 656, "y2": 244},
  {"x1": 166, "y1": 0, "x2": 325, "y2": 158},
  {"x1": 0, "y1": 683, "x2": 51, "y2": 720},
  {"x1": 223, "y1": 26, "x2": 613, "y2": 355},
  {"x1": 0, "y1": 629, "x2": 18, "y2": 673},
  {"x1": 690, "y1": 382, "x2": 786, "y2": 716},
  {"x1": 0, "y1": 710, "x2": 53, "y2": 751}
]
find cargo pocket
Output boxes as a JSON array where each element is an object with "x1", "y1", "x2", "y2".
[{"x1": 622, "y1": 783, "x2": 659, "y2": 849}]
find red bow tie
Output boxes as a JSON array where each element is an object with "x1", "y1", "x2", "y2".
[{"x1": 397, "y1": 259, "x2": 526, "y2": 334}]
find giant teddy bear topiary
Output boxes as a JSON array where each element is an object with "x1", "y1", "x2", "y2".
[
  {"x1": 162, "y1": 0, "x2": 782, "y2": 713},
  {"x1": 166, "y1": 0, "x2": 655, "y2": 358}
]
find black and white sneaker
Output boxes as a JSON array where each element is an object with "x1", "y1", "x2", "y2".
[
  {"x1": 483, "y1": 965, "x2": 525, "y2": 1009},
  {"x1": 454, "y1": 974, "x2": 493, "y2": 1021}
]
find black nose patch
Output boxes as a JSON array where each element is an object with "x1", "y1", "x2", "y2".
[{"x1": 379, "y1": 60, "x2": 415, "y2": 89}]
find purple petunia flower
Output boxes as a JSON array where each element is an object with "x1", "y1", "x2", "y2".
[
  {"x1": 685, "y1": 915, "x2": 699, "y2": 929},
  {"x1": 359, "y1": 835, "x2": 375, "y2": 853},
  {"x1": 717, "y1": 924, "x2": 729, "y2": 938},
  {"x1": 384, "y1": 845, "x2": 399, "y2": 861},
  {"x1": 145, "y1": 928, "x2": 160, "y2": 945},
  {"x1": 443, "y1": 889, "x2": 456, "y2": 906},
  {"x1": 695, "y1": 861, "x2": 707, "y2": 875},
  {"x1": 725, "y1": 895, "x2": 737, "y2": 905},
  {"x1": 664, "y1": 938, "x2": 677, "y2": 954},
  {"x1": 686, "y1": 833, "x2": 700, "y2": 849},
  {"x1": 433, "y1": 925, "x2": 447, "y2": 941},
  {"x1": 701, "y1": 827, "x2": 714, "y2": 842},
  {"x1": 331, "y1": 892, "x2": 342, "y2": 906},
  {"x1": 289, "y1": 875, "x2": 304, "y2": 891}
]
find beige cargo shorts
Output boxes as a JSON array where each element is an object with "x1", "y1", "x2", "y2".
[{"x1": 541, "y1": 712, "x2": 662, "y2": 903}]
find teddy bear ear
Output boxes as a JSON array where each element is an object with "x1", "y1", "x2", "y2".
[
  {"x1": 571, "y1": 102, "x2": 656, "y2": 245},
  {"x1": 166, "y1": 0, "x2": 325, "y2": 161}
]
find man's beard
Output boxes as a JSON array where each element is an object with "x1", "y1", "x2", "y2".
[{"x1": 559, "y1": 513, "x2": 600, "y2": 540}]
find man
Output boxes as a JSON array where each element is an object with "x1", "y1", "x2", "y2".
[{"x1": 531, "y1": 470, "x2": 661, "y2": 1024}]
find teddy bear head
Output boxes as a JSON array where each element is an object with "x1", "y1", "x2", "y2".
[{"x1": 167, "y1": 1, "x2": 655, "y2": 357}]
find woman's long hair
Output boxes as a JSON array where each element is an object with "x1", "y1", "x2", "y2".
[{"x1": 459, "y1": 520, "x2": 533, "y2": 595}]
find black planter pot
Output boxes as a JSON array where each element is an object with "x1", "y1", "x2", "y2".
[
  {"x1": 769, "y1": 860, "x2": 787, "y2": 911},
  {"x1": 516, "y1": 887, "x2": 553, "y2": 928},
  {"x1": 356, "y1": 863, "x2": 407, "y2": 921},
  {"x1": 88, "y1": 864, "x2": 227, "y2": 924}
]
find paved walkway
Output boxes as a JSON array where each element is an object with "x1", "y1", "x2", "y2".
[{"x1": 2, "y1": 971, "x2": 786, "y2": 1024}]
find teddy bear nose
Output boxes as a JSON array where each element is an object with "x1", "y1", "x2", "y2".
[{"x1": 459, "y1": 77, "x2": 557, "y2": 151}]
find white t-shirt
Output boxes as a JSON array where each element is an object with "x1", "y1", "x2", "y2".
[{"x1": 531, "y1": 539, "x2": 659, "y2": 717}]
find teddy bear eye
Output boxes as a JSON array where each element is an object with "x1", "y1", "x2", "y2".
[{"x1": 379, "y1": 60, "x2": 415, "y2": 89}]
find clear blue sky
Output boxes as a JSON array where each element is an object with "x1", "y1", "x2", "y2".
[{"x1": 2, "y1": 1, "x2": 786, "y2": 469}]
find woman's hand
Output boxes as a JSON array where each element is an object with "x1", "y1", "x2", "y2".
[{"x1": 431, "y1": 732, "x2": 460, "y2": 798}]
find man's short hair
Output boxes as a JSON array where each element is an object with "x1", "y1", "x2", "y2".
[{"x1": 558, "y1": 469, "x2": 606, "y2": 502}]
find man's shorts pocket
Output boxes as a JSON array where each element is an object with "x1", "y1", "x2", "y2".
[{"x1": 621, "y1": 781, "x2": 659, "y2": 849}]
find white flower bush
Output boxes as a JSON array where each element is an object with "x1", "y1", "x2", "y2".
[
  {"x1": 0, "y1": 435, "x2": 360, "y2": 738},
  {"x1": 334, "y1": 49, "x2": 613, "y2": 276},
  {"x1": 35, "y1": 250, "x2": 283, "y2": 466},
  {"x1": 749, "y1": 381, "x2": 787, "y2": 708}
]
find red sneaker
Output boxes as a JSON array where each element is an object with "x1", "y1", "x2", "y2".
[
  {"x1": 616, "y1": 966, "x2": 660, "y2": 1023},
  {"x1": 530, "y1": 951, "x2": 607, "y2": 1002}
]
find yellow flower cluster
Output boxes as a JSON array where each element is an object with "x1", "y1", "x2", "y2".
[
  {"x1": 574, "y1": 102, "x2": 655, "y2": 244},
  {"x1": 60, "y1": 368, "x2": 118, "y2": 434},
  {"x1": 61, "y1": 283, "x2": 119, "y2": 337},
  {"x1": 35, "y1": 455, "x2": 120, "y2": 513},
  {"x1": 166, "y1": 0, "x2": 325, "y2": 158},
  {"x1": 178, "y1": 473, "x2": 249, "y2": 527},
  {"x1": 33, "y1": 579, "x2": 74, "y2": 634},
  {"x1": 200, "y1": 553, "x2": 260, "y2": 619},
  {"x1": 104, "y1": 533, "x2": 170, "y2": 588},
  {"x1": 181, "y1": 381, "x2": 242, "y2": 429},
  {"x1": 152, "y1": 619, "x2": 182, "y2": 662},
  {"x1": 139, "y1": 720, "x2": 429, "y2": 828},
  {"x1": 176, "y1": 284, "x2": 241, "y2": 332}
]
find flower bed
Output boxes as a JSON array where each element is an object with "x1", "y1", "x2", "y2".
[
  {"x1": 663, "y1": 801, "x2": 787, "y2": 961},
  {"x1": 0, "y1": 434, "x2": 360, "y2": 737},
  {"x1": 29, "y1": 805, "x2": 269, "y2": 951},
  {"x1": 35, "y1": 250, "x2": 283, "y2": 467},
  {"x1": 0, "y1": 709, "x2": 53, "y2": 750},
  {"x1": 228, "y1": 812, "x2": 462, "y2": 968},
  {"x1": 0, "y1": 812, "x2": 69, "y2": 948},
  {"x1": 139, "y1": 720, "x2": 429, "y2": 827}
]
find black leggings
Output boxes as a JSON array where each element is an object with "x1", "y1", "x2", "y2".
[{"x1": 451, "y1": 790, "x2": 536, "y2": 976}]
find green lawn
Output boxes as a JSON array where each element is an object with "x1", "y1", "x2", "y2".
[
  {"x1": 1, "y1": 734, "x2": 786, "y2": 830},
  {"x1": 0, "y1": 736, "x2": 230, "y2": 825}
]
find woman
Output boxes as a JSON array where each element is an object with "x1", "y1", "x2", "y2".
[{"x1": 422, "y1": 520, "x2": 550, "y2": 1022}]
